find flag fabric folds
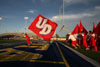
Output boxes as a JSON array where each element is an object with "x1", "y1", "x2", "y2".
[
  {"x1": 72, "y1": 24, "x2": 79, "y2": 34},
  {"x1": 94, "y1": 22, "x2": 100, "y2": 36},
  {"x1": 71, "y1": 20, "x2": 88, "y2": 35},
  {"x1": 28, "y1": 14, "x2": 58, "y2": 41}
]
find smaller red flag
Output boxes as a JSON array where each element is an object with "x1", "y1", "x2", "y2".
[
  {"x1": 95, "y1": 22, "x2": 100, "y2": 36},
  {"x1": 93, "y1": 23, "x2": 95, "y2": 33},
  {"x1": 79, "y1": 20, "x2": 88, "y2": 34},
  {"x1": 72, "y1": 24, "x2": 79, "y2": 34},
  {"x1": 80, "y1": 20, "x2": 83, "y2": 33},
  {"x1": 25, "y1": 34, "x2": 31, "y2": 44},
  {"x1": 28, "y1": 14, "x2": 58, "y2": 41}
]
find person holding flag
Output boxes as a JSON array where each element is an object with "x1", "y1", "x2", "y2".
[
  {"x1": 90, "y1": 33, "x2": 98, "y2": 51},
  {"x1": 87, "y1": 30, "x2": 92, "y2": 48},
  {"x1": 67, "y1": 33, "x2": 80, "y2": 49},
  {"x1": 81, "y1": 30, "x2": 89, "y2": 50},
  {"x1": 25, "y1": 33, "x2": 31, "y2": 46}
]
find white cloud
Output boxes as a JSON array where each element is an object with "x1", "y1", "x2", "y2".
[
  {"x1": 65, "y1": 0, "x2": 81, "y2": 3},
  {"x1": 64, "y1": 0, "x2": 88, "y2": 6},
  {"x1": 32, "y1": 0, "x2": 49, "y2": 3},
  {"x1": 27, "y1": 10, "x2": 35, "y2": 14},
  {"x1": 89, "y1": 6, "x2": 100, "y2": 16},
  {"x1": 51, "y1": 16, "x2": 58, "y2": 20},
  {"x1": 1, "y1": 16, "x2": 16, "y2": 19},
  {"x1": 50, "y1": 13, "x2": 94, "y2": 20},
  {"x1": 95, "y1": 6, "x2": 100, "y2": 10}
]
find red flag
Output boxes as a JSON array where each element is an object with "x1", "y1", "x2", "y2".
[
  {"x1": 72, "y1": 24, "x2": 79, "y2": 34},
  {"x1": 79, "y1": 20, "x2": 88, "y2": 34},
  {"x1": 28, "y1": 14, "x2": 58, "y2": 41},
  {"x1": 80, "y1": 20, "x2": 83, "y2": 33},
  {"x1": 93, "y1": 23, "x2": 95, "y2": 33},
  {"x1": 95, "y1": 22, "x2": 100, "y2": 36},
  {"x1": 25, "y1": 34, "x2": 31, "y2": 44}
]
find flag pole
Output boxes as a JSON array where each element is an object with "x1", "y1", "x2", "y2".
[
  {"x1": 24, "y1": 17, "x2": 28, "y2": 35},
  {"x1": 59, "y1": 8, "x2": 61, "y2": 29},
  {"x1": 53, "y1": 17, "x2": 57, "y2": 40}
]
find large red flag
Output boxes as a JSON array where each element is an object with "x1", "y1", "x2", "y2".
[
  {"x1": 79, "y1": 20, "x2": 88, "y2": 34},
  {"x1": 28, "y1": 14, "x2": 58, "y2": 41},
  {"x1": 93, "y1": 23, "x2": 95, "y2": 33},
  {"x1": 72, "y1": 24, "x2": 79, "y2": 34},
  {"x1": 95, "y1": 22, "x2": 100, "y2": 36}
]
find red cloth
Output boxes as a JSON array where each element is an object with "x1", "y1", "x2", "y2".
[
  {"x1": 94, "y1": 22, "x2": 100, "y2": 36},
  {"x1": 28, "y1": 14, "x2": 57, "y2": 41},
  {"x1": 82, "y1": 33, "x2": 88, "y2": 48},
  {"x1": 72, "y1": 40, "x2": 77, "y2": 45},
  {"x1": 91, "y1": 37, "x2": 98, "y2": 51},
  {"x1": 25, "y1": 34, "x2": 31, "y2": 44},
  {"x1": 72, "y1": 24, "x2": 79, "y2": 34}
]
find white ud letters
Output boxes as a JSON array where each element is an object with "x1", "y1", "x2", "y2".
[{"x1": 36, "y1": 17, "x2": 52, "y2": 35}]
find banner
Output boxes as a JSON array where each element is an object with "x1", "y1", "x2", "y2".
[{"x1": 28, "y1": 14, "x2": 57, "y2": 41}]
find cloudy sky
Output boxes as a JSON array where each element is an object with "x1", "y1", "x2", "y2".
[{"x1": 0, "y1": 0, "x2": 100, "y2": 37}]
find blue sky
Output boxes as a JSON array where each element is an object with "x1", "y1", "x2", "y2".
[{"x1": 0, "y1": 0, "x2": 100, "y2": 37}]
